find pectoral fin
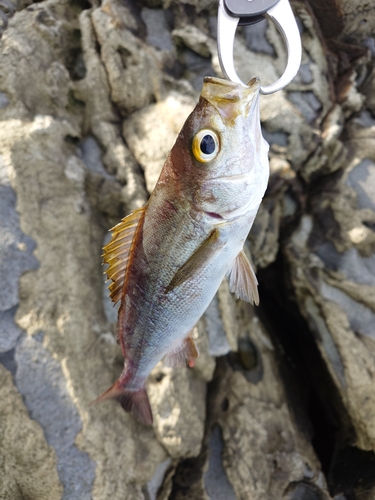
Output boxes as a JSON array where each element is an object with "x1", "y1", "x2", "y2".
[
  {"x1": 103, "y1": 206, "x2": 146, "y2": 305},
  {"x1": 166, "y1": 229, "x2": 220, "y2": 293},
  {"x1": 164, "y1": 334, "x2": 199, "y2": 368},
  {"x1": 226, "y1": 250, "x2": 259, "y2": 305}
]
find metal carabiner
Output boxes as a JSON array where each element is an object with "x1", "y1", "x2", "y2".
[{"x1": 217, "y1": 0, "x2": 302, "y2": 94}]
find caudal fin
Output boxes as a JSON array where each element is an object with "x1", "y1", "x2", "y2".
[{"x1": 91, "y1": 381, "x2": 153, "y2": 426}]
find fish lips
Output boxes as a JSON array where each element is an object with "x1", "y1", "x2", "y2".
[{"x1": 201, "y1": 77, "x2": 260, "y2": 123}]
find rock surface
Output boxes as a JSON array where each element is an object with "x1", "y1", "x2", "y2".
[
  {"x1": 0, "y1": 0, "x2": 375, "y2": 499},
  {"x1": 0, "y1": 364, "x2": 63, "y2": 500}
]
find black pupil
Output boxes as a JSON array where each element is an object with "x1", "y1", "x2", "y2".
[{"x1": 200, "y1": 134, "x2": 216, "y2": 155}]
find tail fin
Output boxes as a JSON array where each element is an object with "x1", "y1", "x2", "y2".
[{"x1": 91, "y1": 381, "x2": 153, "y2": 426}]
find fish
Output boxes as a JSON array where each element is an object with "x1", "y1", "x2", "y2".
[{"x1": 94, "y1": 76, "x2": 269, "y2": 425}]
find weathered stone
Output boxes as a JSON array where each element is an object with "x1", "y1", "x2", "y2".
[
  {"x1": 78, "y1": 9, "x2": 148, "y2": 211},
  {"x1": 0, "y1": 364, "x2": 63, "y2": 500},
  {"x1": 163, "y1": 0, "x2": 216, "y2": 11},
  {"x1": 0, "y1": 171, "x2": 38, "y2": 352},
  {"x1": 209, "y1": 302, "x2": 330, "y2": 500},
  {"x1": 91, "y1": 1, "x2": 162, "y2": 115},
  {"x1": 142, "y1": 8, "x2": 175, "y2": 53},
  {"x1": 123, "y1": 91, "x2": 196, "y2": 192},
  {"x1": 2, "y1": 0, "x2": 375, "y2": 497},
  {"x1": 284, "y1": 104, "x2": 375, "y2": 452},
  {"x1": 15, "y1": 335, "x2": 96, "y2": 499},
  {"x1": 204, "y1": 427, "x2": 237, "y2": 500},
  {"x1": 148, "y1": 363, "x2": 206, "y2": 459},
  {"x1": 172, "y1": 25, "x2": 214, "y2": 58},
  {"x1": 0, "y1": 7, "x2": 167, "y2": 495}
]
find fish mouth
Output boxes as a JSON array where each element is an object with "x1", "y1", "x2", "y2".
[
  {"x1": 204, "y1": 211, "x2": 224, "y2": 220},
  {"x1": 201, "y1": 77, "x2": 260, "y2": 122},
  {"x1": 203, "y1": 76, "x2": 260, "y2": 92},
  {"x1": 204, "y1": 208, "x2": 245, "y2": 222},
  {"x1": 207, "y1": 172, "x2": 253, "y2": 183}
]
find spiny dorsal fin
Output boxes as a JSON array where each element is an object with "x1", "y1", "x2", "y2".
[
  {"x1": 164, "y1": 334, "x2": 199, "y2": 368},
  {"x1": 226, "y1": 250, "x2": 259, "y2": 305},
  {"x1": 103, "y1": 207, "x2": 146, "y2": 305},
  {"x1": 165, "y1": 229, "x2": 221, "y2": 293}
]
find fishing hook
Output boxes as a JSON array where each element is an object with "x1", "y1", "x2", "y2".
[{"x1": 217, "y1": 0, "x2": 302, "y2": 94}]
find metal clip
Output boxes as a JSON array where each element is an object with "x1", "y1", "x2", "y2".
[{"x1": 217, "y1": 0, "x2": 302, "y2": 94}]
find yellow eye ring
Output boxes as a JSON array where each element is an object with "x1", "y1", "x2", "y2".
[{"x1": 192, "y1": 129, "x2": 220, "y2": 163}]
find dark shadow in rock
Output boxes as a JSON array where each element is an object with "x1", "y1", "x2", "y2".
[
  {"x1": 169, "y1": 452, "x2": 207, "y2": 500},
  {"x1": 329, "y1": 446, "x2": 375, "y2": 500},
  {"x1": 65, "y1": 30, "x2": 87, "y2": 81},
  {"x1": 257, "y1": 252, "x2": 355, "y2": 477},
  {"x1": 227, "y1": 334, "x2": 263, "y2": 384},
  {"x1": 0, "y1": 348, "x2": 17, "y2": 376},
  {"x1": 286, "y1": 481, "x2": 332, "y2": 500}
]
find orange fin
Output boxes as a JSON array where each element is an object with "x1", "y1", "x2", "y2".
[
  {"x1": 166, "y1": 229, "x2": 221, "y2": 293},
  {"x1": 91, "y1": 380, "x2": 153, "y2": 426},
  {"x1": 103, "y1": 207, "x2": 146, "y2": 305},
  {"x1": 226, "y1": 250, "x2": 259, "y2": 305},
  {"x1": 164, "y1": 335, "x2": 199, "y2": 368}
]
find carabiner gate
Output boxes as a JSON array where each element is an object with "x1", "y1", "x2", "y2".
[{"x1": 217, "y1": 0, "x2": 302, "y2": 94}]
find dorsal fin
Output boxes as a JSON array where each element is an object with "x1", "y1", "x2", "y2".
[
  {"x1": 226, "y1": 250, "x2": 259, "y2": 305},
  {"x1": 103, "y1": 207, "x2": 146, "y2": 305}
]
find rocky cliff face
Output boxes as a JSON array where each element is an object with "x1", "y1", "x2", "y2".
[{"x1": 1, "y1": 0, "x2": 375, "y2": 499}]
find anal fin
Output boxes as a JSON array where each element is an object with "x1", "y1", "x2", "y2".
[
  {"x1": 226, "y1": 250, "x2": 259, "y2": 305},
  {"x1": 164, "y1": 334, "x2": 199, "y2": 368}
]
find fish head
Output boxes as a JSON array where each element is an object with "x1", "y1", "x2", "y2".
[{"x1": 168, "y1": 77, "x2": 269, "y2": 221}]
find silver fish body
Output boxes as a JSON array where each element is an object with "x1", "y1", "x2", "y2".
[{"x1": 95, "y1": 77, "x2": 269, "y2": 424}]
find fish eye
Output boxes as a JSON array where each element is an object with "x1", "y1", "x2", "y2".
[{"x1": 192, "y1": 129, "x2": 220, "y2": 163}]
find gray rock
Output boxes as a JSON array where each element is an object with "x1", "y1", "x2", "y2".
[
  {"x1": 2, "y1": 0, "x2": 375, "y2": 497},
  {"x1": 287, "y1": 91, "x2": 322, "y2": 124},
  {"x1": 142, "y1": 8, "x2": 174, "y2": 52},
  {"x1": 205, "y1": 295, "x2": 232, "y2": 357},
  {"x1": 242, "y1": 19, "x2": 275, "y2": 56},
  {"x1": 204, "y1": 426, "x2": 236, "y2": 500},
  {"x1": 15, "y1": 335, "x2": 96, "y2": 500},
  {"x1": 91, "y1": 4, "x2": 162, "y2": 115},
  {"x1": 0, "y1": 364, "x2": 63, "y2": 499},
  {"x1": 0, "y1": 181, "x2": 38, "y2": 352},
  {"x1": 146, "y1": 458, "x2": 172, "y2": 500},
  {"x1": 347, "y1": 158, "x2": 375, "y2": 211},
  {"x1": 320, "y1": 282, "x2": 375, "y2": 339}
]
